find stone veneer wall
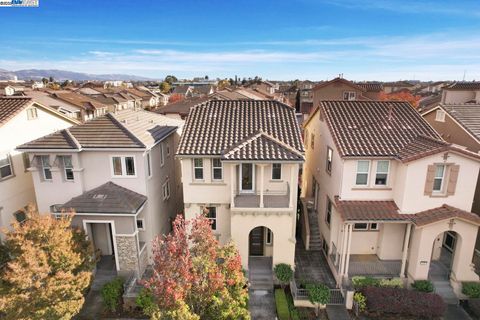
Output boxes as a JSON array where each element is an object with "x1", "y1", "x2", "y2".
[{"x1": 116, "y1": 235, "x2": 140, "y2": 277}]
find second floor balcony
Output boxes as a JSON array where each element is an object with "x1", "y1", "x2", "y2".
[{"x1": 234, "y1": 184, "x2": 290, "y2": 208}]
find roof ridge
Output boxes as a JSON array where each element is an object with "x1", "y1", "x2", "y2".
[
  {"x1": 61, "y1": 129, "x2": 81, "y2": 149},
  {"x1": 106, "y1": 113, "x2": 146, "y2": 148}
]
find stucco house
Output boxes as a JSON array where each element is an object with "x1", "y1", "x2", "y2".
[
  {"x1": 441, "y1": 81, "x2": 480, "y2": 105},
  {"x1": 312, "y1": 77, "x2": 376, "y2": 107},
  {"x1": 0, "y1": 97, "x2": 79, "y2": 237},
  {"x1": 177, "y1": 100, "x2": 304, "y2": 275},
  {"x1": 302, "y1": 100, "x2": 480, "y2": 298},
  {"x1": 17, "y1": 109, "x2": 184, "y2": 278}
]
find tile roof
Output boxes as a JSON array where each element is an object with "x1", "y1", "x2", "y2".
[
  {"x1": 444, "y1": 81, "x2": 480, "y2": 91},
  {"x1": 177, "y1": 100, "x2": 304, "y2": 161},
  {"x1": 396, "y1": 135, "x2": 450, "y2": 162},
  {"x1": 52, "y1": 92, "x2": 107, "y2": 110},
  {"x1": 54, "y1": 182, "x2": 147, "y2": 214},
  {"x1": 155, "y1": 97, "x2": 210, "y2": 117},
  {"x1": 17, "y1": 109, "x2": 182, "y2": 150},
  {"x1": 0, "y1": 97, "x2": 32, "y2": 126},
  {"x1": 442, "y1": 104, "x2": 480, "y2": 141},
  {"x1": 411, "y1": 205, "x2": 480, "y2": 226},
  {"x1": 210, "y1": 90, "x2": 252, "y2": 100},
  {"x1": 172, "y1": 85, "x2": 193, "y2": 95},
  {"x1": 356, "y1": 82, "x2": 384, "y2": 92},
  {"x1": 334, "y1": 198, "x2": 407, "y2": 222},
  {"x1": 319, "y1": 100, "x2": 443, "y2": 159},
  {"x1": 313, "y1": 77, "x2": 366, "y2": 92}
]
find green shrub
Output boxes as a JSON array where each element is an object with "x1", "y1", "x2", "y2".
[
  {"x1": 412, "y1": 280, "x2": 434, "y2": 293},
  {"x1": 378, "y1": 278, "x2": 403, "y2": 288},
  {"x1": 275, "y1": 289, "x2": 290, "y2": 320},
  {"x1": 351, "y1": 276, "x2": 379, "y2": 288},
  {"x1": 135, "y1": 288, "x2": 157, "y2": 316},
  {"x1": 274, "y1": 263, "x2": 294, "y2": 286},
  {"x1": 463, "y1": 282, "x2": 480, "y2": 298},
  {"x1": 101, "y1": 277, "x2": 124, "y2": 312},
  {"x1": 306, "y1": 283, "x2": 330, "y2": 306},
  {"x1": 353, "y1": 292, "x2": 367, "y2": 312}
]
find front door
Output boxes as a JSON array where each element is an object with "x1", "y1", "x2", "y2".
[
  {"x1": 240, "y1": 163, "x2": 254, "y2": 193},
  {"x1": 249, "y1": 227, "x2": 264, "y2": 256}
]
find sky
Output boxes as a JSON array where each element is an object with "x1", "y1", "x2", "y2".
[{"x1": 1, "y1": 0, "x2": 480, "y2": 81}]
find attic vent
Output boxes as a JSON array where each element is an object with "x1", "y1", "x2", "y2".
[{"x1": 93, "y1": 194, "x2": 107, "y2": 200}]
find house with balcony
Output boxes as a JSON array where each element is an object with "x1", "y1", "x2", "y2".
[
  {"x1": 302, "y1": 100, "x2": 480, "y2": 298},
  {"x1": 17, "y1": 109, "x2": 184, "y2": 279},
  {"x1": 177, "y1": 100, "x2": 304, "y2": 275}
]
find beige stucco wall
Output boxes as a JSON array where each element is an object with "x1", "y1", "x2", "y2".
[
  {"x1": 376, "y1": 223, "x2": 406, "y2": 260},
  {"x1": 313, "y1": 83, "x2": 364, "y2": 107},
  {"x1": 442, "y1": 90, "x2": 477, "y2": 104}
]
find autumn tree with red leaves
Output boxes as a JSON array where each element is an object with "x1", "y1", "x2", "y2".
[
  {"x1": 168, "y1": 93, "x2": 184, "y2": 104},
  {"x1": 379, "y1": 90, "x2": 421, "y2": 108},
  {"x1": 142, "y1": 214, "x2": 250, "y2": 320}
]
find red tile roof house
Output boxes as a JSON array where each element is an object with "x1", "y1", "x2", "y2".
[{"x1": 302, "y1": 100, "x2": 480, "y2": 304}]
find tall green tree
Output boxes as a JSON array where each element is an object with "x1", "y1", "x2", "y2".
[
  {"x1": 0, "y1": 208, "x2": 94, "y2": 320},
  {"x1": 159, "y1": 81, "x2": 171, "y2": 94},
  {"x1": 164, "y1": 75, "x2": 178, "y2": 85}
]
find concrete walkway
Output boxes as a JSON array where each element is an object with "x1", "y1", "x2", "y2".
[
  {"x1": 248, "y1": 290, "x2": 276, "y2": 320},
  {"x1": 326, "y1": 305, "x2": 351, "y2": 320},
  {"x1": 444, "y1": 305, "x2": 472, "y2": 320}
]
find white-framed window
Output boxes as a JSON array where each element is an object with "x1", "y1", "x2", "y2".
[
  {"x1": 375, "y1": 160, "x2": 389, "y2": 186},
  {"x1": 136, "y1": 218, "x2": 145, "y2": 230},
  {"x1": 326, "y1": 147, "x2": 333, "y2": 174},
  {"x1": 41, "y1": 155, "x2": 52, "y2": 180},
  {"x1": 353, "y1": 223, "x2": 369, "y2": 230},
  {"x1": 160, "y1": 143, "x2": 165, "y2": 167},
  {"x1": 265, "y1": 228, "x2": 273, "y2": 245},
  {"x1": 433, "y1": 164, "x2": 446, "y2": 192},
  {"x1": 356, "y1": 160, "x2": 370, "y2": 185},
  {"x1": 343, "y1": 91, "x2": 356, "y2": 101},
  {"x1": 204, "y1": 206, "x2": 217, "y2": 230},
  {"x1": 111, "y1": 156, "x2": 136, "y2": 177},
  {"x1": 193, "y1": 158, "x2": 204, "y2": 180},
  {"x1": 271, "y1": 163, "x2": 282, "y2": 180},
  {"x1": 435, "y1": 110, "x2": 446, "y2": 122},
  {"x1": 62, "y1": 155, "x2": 74, "y2": 181},
  {"x1": 146, "y1": 151, "x2": 152, "y2": 178},
  {"x1": 212, "y1": 158, "x2": 223, "y2": 180},
  {"x1": 370, "y1": 223, "x2": 379, "y2": 230},
  {"x1": 0, "y1": 153, "x2": 13, "y2": 179},
  {"x1": 162, "y1": 180, "x2": 170, "y2": 200},
  {"x1": 326, "y1": 197, "x2": 332, "y2": 226},
  {"x1": 26, "y1": 107, "x2": 38, "y2": 120}
]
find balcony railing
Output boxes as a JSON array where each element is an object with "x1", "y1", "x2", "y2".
[{"x1": 233, "y1": 182, "x2": 290, "y2": 208}]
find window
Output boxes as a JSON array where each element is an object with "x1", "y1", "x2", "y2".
[
  {"x1": 14, "y1": 210, "x2": 26, "y2": 223},
  {"x1": 22, "y1": 153, "x2": 30, "y2": 171},
  {"x1": 343, "y1": 91, "x2": 356, "y2": 101},
  {"x1": 265, "y1": 228, "x2": 273, "y2": 245},
  {"x1": 326, "y1": 147, "x2": 333, "y2": 174},
  {"x1": 212, "y1": 158, "x2": 223, "y2": 180},
  {"x1": 136, "y1": 219, "x2": 145, "y2": 230},
  {"x1": 163, "y1": 180, "x2": 171, "y2": 200},
  {"x1": 194, "y1": 158, "x2": 204, "y2": 180},
  {"x1": 62, "y1": 155, "x2": 74, "y2": 181},
  {"x1": 26, "y1": 107, "x2": 38, "y2": 120},
  {"x1": 353, "y1": 223, "x2": 368, "y2": 230},
  {"x1": 41, "y1": 155, "x2": 52, "y2": 180},
  {"x1": 435, "y1": 110, "x2": 446, "y2": 122},
  {"x1": 272, "y1": 163, "x2": 282, "y2": 180},
  {"x1": 375, "y1": 160, "x2": 389, "y2": 186},
  {"x1": 111, "y1": 156, "x2": 136, "y2": 177},
  {"x1": 433, "y1": 164, "x2": 445, "y2": 192},
  {"x1": 204, "y1": 206, "x2": 217, "y2": 230},
  {"x1": 326, "y1": 197, "x2": 332, "y2": 226},
  {"x1": 0, "y1": 153, "x2": 13, "y2": 179},
  {"x1": 166, "y1": 144, "x2": 170, "y2": 156},
  {"x1": 160, "y1": 143, "x2": 165, "y2": 166},
  {"x1": 310, "y1": 133, "x2": 315, "y2": 149},
  {"x1": 370, "y1": 223, "x2": 379, "y2": 230},
  {"x1": 146, "y1": 152, "x2": 152, "y2": 178},
  {"x1": 356, "y1": 160, "x2": 370, "y2": 185}
]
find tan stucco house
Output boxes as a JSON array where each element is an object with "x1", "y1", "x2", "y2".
[
  {"x1": 177, "y1": 100, "x2": 304, "y2": 273},
  {"x1": 302, "y1": 100, "x2": 480, "y2": 297},
  {"x1": 17, "y1": 109, "x2": 184, "y2": 278}
]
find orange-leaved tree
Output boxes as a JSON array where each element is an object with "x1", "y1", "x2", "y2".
[
  {"x1": 168, "y1": 93, "x2": 184, "y2": 103},
  {"x1": 0, "y1": 207, "x2": 94, "y2": 320},
  {"x1": 379, "y1": 90, "x2": 421, "y2": 108}
]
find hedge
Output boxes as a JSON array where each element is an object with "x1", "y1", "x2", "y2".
[
  {"x1": 412, "y1": 280, "x2": 434, "y2": 293},
  {"x1": 274, "y1": 263, "x2": 294, "y2": 286},
  {"x1": 361, "y1": 287, "x2": 445, "y2": 319},
  {"x1": 351, "y1": 276, "x2": 403, "y2": 289},
  {"x1": 275, "y1": 289, "x2": 290, "y2": 320},
  {"x1": 463, "y1": 282, "x2": 480, "y2": 298},
  {"x1": 101, "y1": 277, "x2": 124, "y2": 313}
]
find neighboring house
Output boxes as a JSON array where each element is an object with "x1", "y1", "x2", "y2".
[
  {"x1": 17, "y1": 109, "x2": 184, "y2": 278},
  {"x1": 210, "y1": 89, "x2": 252, "y2": 100},
  {"x1": 124, "y1": 88, "x2": 160, "y2": 109},
  {"x1": 251, "y1": 81, "x2": 276, "y2": 95},
  {"x1": 172, "y1": 85, "x2": 194, "y2": 98},
  {"x1": 441, "y1": 81, "x2": 480, "y2": 104},
  {"x1": 155, "y1": 97, "x2": 210, "y2": 120},
  {"x1": 51, "y1": 91, "x2": 109, "y2": 121},
  {"x1": 0, "y1": 97, "x2": 79, "y2": 236},
  {"x1": 312, "y1": 77, "x2": 371, "y2": 107},
  {"x1": 356, "y1": 82, "x2": 384, "y2": 100},
  {"x1": 192, "y1": 85, "x2": 214, "y2": 97},
  {"x1": 303, "y1": 100, "x2": 480, "y2": 297},
  {"x1": 418, "y1": 94, "x2": 442, "y2": 112},
  {"x1": 383, "y1": 81, "x2": 415, "y2": 94},
  {"x1": 27, "y1": 91, "x2": 83, "y2": 120},
  {"x1": 177, "y1": 100, "x2": 304, "y2": 270}
]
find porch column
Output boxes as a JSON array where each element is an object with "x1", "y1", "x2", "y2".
[
  {"x1": 344, "y1": 224, "x2": 353, "y2": 277},
  {"x1": 230, "y1": 164, "x2": 235, "y2": 208},
  {"x1": 259, "y1": 164, "x2": 265, "y2": 208},
  {"x1": 340, "y1": 223, "x2": 349, "y2": 276},
  {"x1": 400, "y1": 223, "x2": 412, "y2": 277}
]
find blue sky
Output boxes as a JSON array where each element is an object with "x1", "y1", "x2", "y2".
[{"x1": 1, "y1": 0, "x2": 480, "y2": 81}]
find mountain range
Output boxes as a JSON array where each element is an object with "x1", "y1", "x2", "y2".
[{"x1": 0, "y1": 68, "x2": 154, "y2": 81}]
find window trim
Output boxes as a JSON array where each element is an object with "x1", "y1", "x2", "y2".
[
  {"x1": 353, "y1": 223, "x2": 369, "y2": 231},
  {"x1": 62, "y1": 155, "x2": 74, "y2": 181},
  {"x1": 355, "y1": 160, "x2": 370, "y2": 186},
  {"x1": 435, "y1": 109, "x2": 446, "y2": 122},
  {"x1": 433, "y1": 164, "x2": 446, "y2": 193},
  {"x1": 326, "y1": 147, "x2": 333, "y2": 175},
  {"x1": 136, "y1": 218, "x2": 145, "y2": 231},
  {"x1": 325, "y1": 197, "x2": 332, "y2": 227},
  {"x1": 204, "y1": 206, "x2": 217, "y2": 231},
  {"x1": 374, "y1": 160, "x2": 390, "y2": 186},
  {"x1": 26, "y1": 107, "x2": 38, "y2": 120},
  {"x1": 146, "y1": 151, "x2": 152, "y2": 178},
  {"x1": 193, "y1": 158, "x2": 204, "y2": 181},
  {"x1": 110, "y1": 155, "x2": 137, "y2": 178},
  {"x1": 211, "y1": 158, "x2": 223, "y2": 181},
  {"x1": 265, "y1": 228, "x2": 273, "y2": 245},
  {"x1": 162, "y1": 180, "x2": 171, "y2": 200},
  {"x1": 370, "y1": 223, "x2": 379, "y2": 231},
  {"x1": 40, "y1": 155, "x2": 52, "y2": 181},
  {"x1": 343, "y1": 91, "x2": 356, "y2": 101},
  {"x1": 0, "y1": 153, "x2": 14, "y2": 180},
  {"x1": 160, "y1": 143, "x2": 165, "y2": 167},
  {"x1": 271, "y1": 163, "x2": 282, "y2": 180}
]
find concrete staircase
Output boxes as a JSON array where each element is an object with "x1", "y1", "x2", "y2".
[
  {"x1": 307, "y1": 209, "x2": 323, "y2": 251},
  {"x1": 249, "y1": 257, "x2": 274, "y2": 292},
  {"x1": 433, "y1": 280, "x2": 459, "y2": 305}
]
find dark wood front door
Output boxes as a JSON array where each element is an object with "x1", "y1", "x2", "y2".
[{"x1": 249, "y1": 227, "x2": 264, "y2": 256}]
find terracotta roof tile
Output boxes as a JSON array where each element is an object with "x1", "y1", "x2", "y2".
[
  {"x1": 442, "y1": 104, "x2": 480, "y2": 141},
  {"x1": 0, "y1": 97, "x2": 32, "y2": 126},
  {"x1": 334, "y1": 198, "x2": 407, "y2": 221},
  {"x1": 444, "y1": 82, "x2": 480, "y2": 91},
  {"x1": 411, "y1": 205, "x2": 480, "y2": 226}
]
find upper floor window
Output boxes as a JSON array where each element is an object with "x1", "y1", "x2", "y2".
[
  {"x1": 325, "y1": 197, "x2": 332, "y2": 226},
  {"x1": 62, "y1": 155, "x2": 74, "y2": 181},
  {"x1": 425, "y1": 164, "x2": 459, "y2": 196},
  {"x1": 326, "y1": 147, "x2": 333, "y2": 174},
  {"x1": 41, "y1": 155, "x2": 52, "y2": 180},
  {"x1": 193, "y1": 158, "x2": 204, "y2": 180},
  {"x1": 0, "y1": 153, "x2": 13, "y2": 180},
  {"x1": 343, "y1": 91, "x2": 356, "y2": 101},
  {"x1": 272, "y1": 163, "x2": 282, "y2": 180},
  {"x1": 375, "y1": 160, "x2": 389, "y2": 186},
  {"x1": 111, "y1": 156, "x2": 136, "y2": 177},
  {"x1": 203, "y1": 206, "x2": 217, "y2": 230},
  {"x1": 163, "y1": 180, "x2": 170, "y2": 200},
  {"x1": 26, "y1": 107, "x2": 38, "y2": 120},
  {"x1": 160, "y1": 143, "x2": 165, "y2": 166},
  {"x1": 146, "y1": 151, "x2": 152, "y2": 178},
  {"x1": 433, "y1": 164, "x2": 445, "y2": 192},
  {"x1": 356, "y1": 160, "x2": 370, "y2": 185},
  {"x1": 136, "y1": 218, "x2": 145, "y2": 230},
  {"x1": 435, "y1": 110, "x2": 446, "y2": 122},
  {"x1": 212, "y1": 158, "x2": 223, "y2": 181}
]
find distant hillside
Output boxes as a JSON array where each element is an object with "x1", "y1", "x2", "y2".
[{"x1": 0, "y1": 68, "x2": 154, "y2": 81}]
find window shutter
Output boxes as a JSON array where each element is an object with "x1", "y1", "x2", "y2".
[
  {"x1": 447, "y1": 165, "x2": 460, "y2": 196},
  {"x1": 424, "y1": 165, "x2": 435, "y2": 195}
]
